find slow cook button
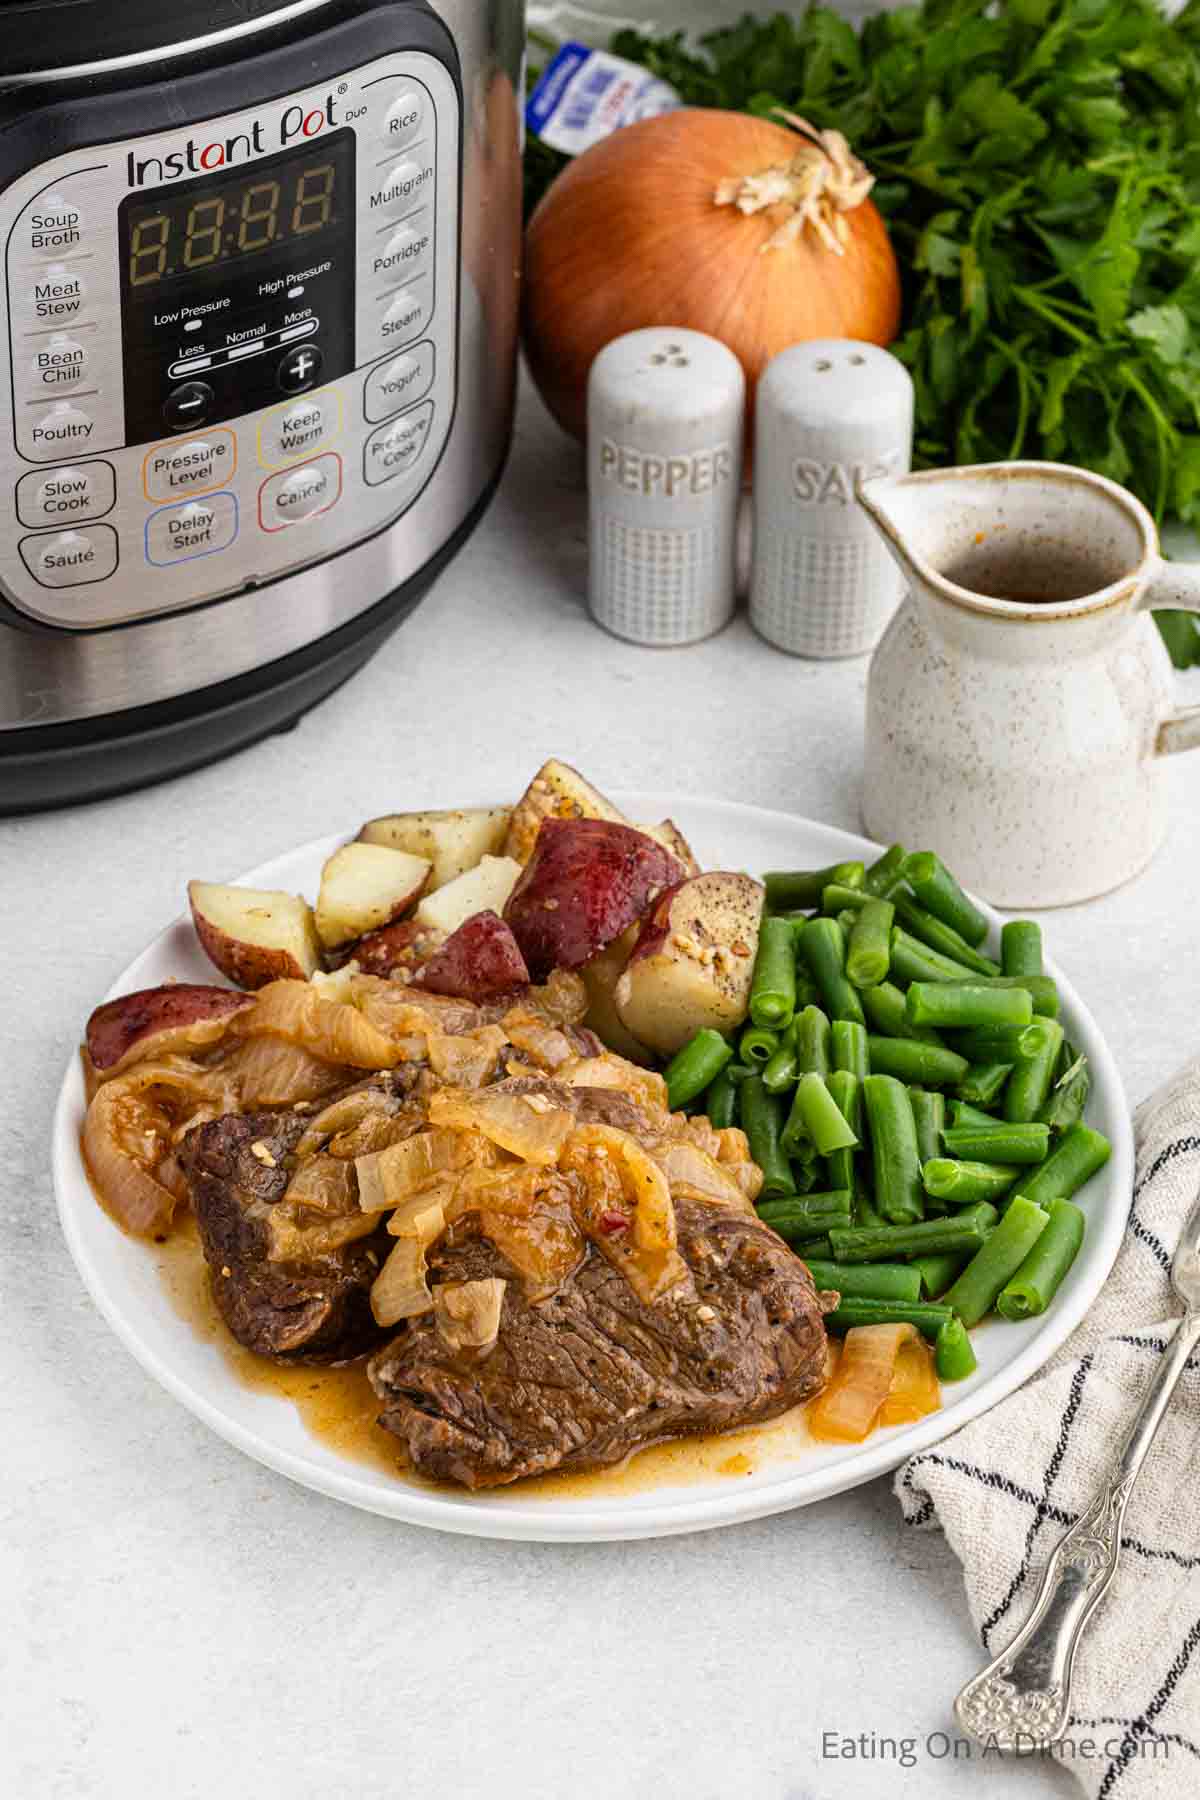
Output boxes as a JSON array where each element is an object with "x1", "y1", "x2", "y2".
[
  {"x1": 259, "y1": 453, "x2": 342, "y2": 530},
  {"x1": 146, "y1": 493, "x2": 238, "y2": 565},
  {"x1": 143, "y1": 430, "x2": 237, "y2": 502},
  {"x1": 29, "y1": 333, "x2": 87, "y2": 392},
  {"x1": 25, "y1": 191, "x2": 84, "y2": 257},
  {"x1": 32, "y1": 264, "x2": 86, "y2": 323},
  {"x1": 20, "y1": 523, "x2": 118, "y2": 589},
  {"x1": 364, "y1": 403, "x2": 434, "y2": 486},
  {"x1": 379, "y1": 281, "x2": 431, "y2": 347},
  {"x1": 372, "y1": 209, "x2": 433, "y2": 287},
  {"x1": 380, "y1": 88, "x2": 427, "y2": 150},
  {"x1": 16, "y1": 459, "x2": 115, "y2": 527},
  {"x1": 368, "y1": 154, "x2": 435, "y2": 223},
  {"x1": 363, "y1": 342, "x2": 434, "y2": 423}
]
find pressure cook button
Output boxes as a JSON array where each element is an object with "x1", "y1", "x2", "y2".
[
  {"x1": 364, "y1": 402, "x2": 434, "y2": 486},
  {"x1": 28, "y1": 402, "x2": 96, "y2": 456},
  {"x1": 258, "y1": 453, "x2": 342, "y2": 530},
  {"x1": 26, "y1": 192, "x2": 84, "y2": 256},
  {"x1": 143, "y1": 430, "x2": 236, "y2": 502},
  {"x1": 368, "y1": 154, "x2": 435, "y2": 222},
  {"x1": 380, "y1": 88, "x2": 427, "y2": 149},
  {"x1": 30, "y1": 334, "x2": 87, "y2": 392},
  {"x1": 145, "y1": 493, "x2": 238, "y2": 565},
  {"x1": 16, "y1": 460, "x2": 115, "y2": 528},
  {"x1": 379, "y1": 283, "x2": 431, "y2": 346},
  {"x1": 31, "y1": 264, "x2": 86, "y2": 323},
  {"x1": 363, "y1": 342, "x2": 434, "y2": 423},
  {"x1": 164, "y1": 381, "x2": 215, "y2": 430},
  {"x1": 20, "y1": 524, "x2": 117, "y2": 589},
  {"x1": 277, "y1": 343, "x2": 324, "y2": 394},
  {"x1": 373, "y1": 209, "x2": 432, "y2": 287}
]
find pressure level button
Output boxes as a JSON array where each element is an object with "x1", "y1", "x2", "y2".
[{"x1": 380, "y1": 89, "x2": 427, "y2": 149}]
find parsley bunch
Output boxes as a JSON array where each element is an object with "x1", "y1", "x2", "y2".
[{"x1": 527, "y1": 0, "x2": 1200, "y2": 665}]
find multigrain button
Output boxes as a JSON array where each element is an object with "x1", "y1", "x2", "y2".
[
  {"x1": 364, "y1": 402, "x2": 434, "y2": 485},
  {"x1": 146, "y1": 493, "x2": 238, "y2": 565},
  {"x1": 26, "y1": 192, "x2": 84, "y2": 256},
  {"x1": 16, "y1": 460, "x2": 115, "y2": 527},
  {"x1": 28, "y1": 401, "x2": 95, "y2": 457},
  {"x1": 372, "y1": 209, "x2": 432, "y2": 287},
  {"x1": 379, "y1": 282, "x2": 431, "y2": 346},
  {"x1": 30, "y1": 334, "x2": 87, "y2": 391},
  {"x1": 20, "y1": 524, "x2": 117, "y2": 588},
  {"x1": 258, "y1": 452, "x2": 342, "y2": 530},
  {"x1": 364, "y1": 343, "x2": 434, "y2": 423},
  {"x1": 380, "y1": 88, "x2": 427, "y2": 149},
  {"x1": 31, "y1": 264, "x2": 86, "y2": 323},
  {"x1": 260, "y1": 390, "x2": 340, "y2": 466},
  {"x1": 368, "y1": 154, "x2": 434, "y2": 222},
  {"x1": 143, "y1": 430, "x2": 236, "y2": 501}
]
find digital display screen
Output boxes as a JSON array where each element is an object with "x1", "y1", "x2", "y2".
[{"x1": 120, "y1": 135, "x2": 354, "y2": 290}]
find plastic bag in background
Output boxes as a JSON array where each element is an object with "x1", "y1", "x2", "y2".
[{"x1": 527, "y1": 0, "x2": 901, "y2": 45}]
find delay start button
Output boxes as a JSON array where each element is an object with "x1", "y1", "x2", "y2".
[
  {"x1": 146, "y1": 493, "x2": 238, "y2": 565},
  {"x1": 259, "y1": 452, "x2": 342, "y2": 531},
  {"x1": 20, "y1": 524, "x2": 118, "y2": 589},
  {"x1": 364, "y1": 402, "x2": 434, "y2": 486},
  {"x1": 143, "y1": 430, "x2": 237, "y2": 502}
]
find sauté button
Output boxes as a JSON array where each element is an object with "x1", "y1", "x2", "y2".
[
  {"x1": 259, "y1": 452, "x2": 342, "y2": 530},
  {"x1": 20, "y1": 524, "x2": 118, "y2": 588},
  {"x1": 363, "y1": 402, "x2": 434, "y2": 486},
  {"x1": 379, "y1": 284, "x2": 430, "y2": 346},
  {"x1": 164, "y1": 381, "x2": 215, "y2": 430},
  {"x1": 143, "y1": 430, "x2": 236, "y2": 502},
  {"x1": 277, "y1": 344, "x2": 324, "y2": 394},
  {"x1": 380, "y1": 88, "x2": 427, "y2": 149},
  {"x1": 368, "y1": 154, "x2": 435, "y2": 222},
  {"x1": 31, "y1": 264, "x2": 86, "y2": 323},
  {"x1": 145, "y1": 493, "x2": 238, "y2": 565},
  {"x1": 372, "y1": 210, "x2": 432, "y2": 287},
  {"x1": 363, "y1": 343, "x2": 434, "y2": 423},
  {"x1": 16, "y1": 460, "x2": 115, "y2": 527},
  {"x1": 30, "y1": 334, "x2": 86, "y2": 391},
  {"x1": 27, "y1": 402, "x2": 96, "y2": 457},
  {"x1": 26, "y1": 191, "x2": 84, "y2": 256}
]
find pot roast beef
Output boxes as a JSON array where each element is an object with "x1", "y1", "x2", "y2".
[{"x1": 368, "y1": 1199, "x2": 830, "y2": 1489}]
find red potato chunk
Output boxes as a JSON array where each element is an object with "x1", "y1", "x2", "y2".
[
  {"x1": 413, "y1": 911, "x2": 531, "y2": 1003},
  {"x1": 614, "y1": 872, "x2": 765, "y2": 1056},
  {"x1": 343, "y1": 918, "x2": 438, "y2": 979},
  {"x1": 86, "y1": 984, "x2": 252, "y2": 1074},
  {"x1": 189, "y1": 881, "x2": 322, "y2": 989},
  {"x1": 503, "y1": 819, "x2": 683, "y2": 979}
]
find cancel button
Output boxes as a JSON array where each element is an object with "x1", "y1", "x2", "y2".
[{"x1": 258, "y1": 452, "x2": 342, "y2": 531}]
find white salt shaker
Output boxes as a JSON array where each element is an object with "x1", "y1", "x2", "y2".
[
  {"x1": 750, "y1": 340, "x2": 914, "y2": 658},
  {"x1": 588, "y1": 327, "x2": 744, "y2": 645}
]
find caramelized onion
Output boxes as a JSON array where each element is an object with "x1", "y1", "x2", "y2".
[
  {"x1": 428, "y1": 1086, "x2": 574, "y2": 1165},
  {"x1": 560, "y1": 1122, "x2": 687, "y2": 1304},
  {"x1": 81, "y1": 1058, "x2": 231, "y2": 1238},
  {"x1": 233, "y1": 980, "x2": 402, "y2": 1069},
  {"x1": 230, "y1": 1036, "x2": 349, "y2": 1108},
  {"x1": 809, "y1": 1324, "x2": 920, "y2": 1443},
  {"x1": 370, "y1": 1199, "x2": 445, "y2": 1324},
  {"x1": 433, "y1": 1278, "x2": 506, "y2": 1353},
  {"x1": 427, "y1": 1025, "x2": 508, "y2": 1089},
  {"x1": 650, "y1": 1140, "x2": 754, "y2": 1215}
]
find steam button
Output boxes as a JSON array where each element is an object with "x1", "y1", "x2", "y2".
[
  {"x1": 379, "y1": 283, "x2": 431, "y2": 346},
  {"x1": 381, "y1": 89, "x2": 427, "y2": 150}
]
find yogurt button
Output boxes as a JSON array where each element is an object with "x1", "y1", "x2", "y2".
[
  {"x1": 381, "y1": 89, "x2": 427, "y2": 149},
  {"x1": 363, "y1": 342, "x2": 434, "y2": 423}
]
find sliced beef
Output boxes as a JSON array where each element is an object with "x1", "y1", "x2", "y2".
[
  {"x1": 180, "y1": 1109, "x2": 388, "y2": 1362},
  {"x1": 368, "y1": 1199, "x2": 829, "y2": 1488},
  {"x1": 487, "y1": 1074, "x2": 657, "y2": 1140}
]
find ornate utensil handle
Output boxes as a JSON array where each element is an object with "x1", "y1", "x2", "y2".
[{"x1": 956, "y1": 1313, "x2": 1200, "y2": 1751}]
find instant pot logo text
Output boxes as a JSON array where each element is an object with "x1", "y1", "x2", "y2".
[{"x1": 125, "y1": 95, "x2": 339, "y2": 186}]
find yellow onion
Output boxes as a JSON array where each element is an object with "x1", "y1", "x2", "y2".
[{"x1": 522, "y1": 108, "x2": 901, "y2": 446}]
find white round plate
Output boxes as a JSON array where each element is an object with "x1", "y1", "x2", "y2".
[{"x1": 54, "y1": 793, "x2": 1132, "y2": 1542}]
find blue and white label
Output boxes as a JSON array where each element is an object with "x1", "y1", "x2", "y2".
[{"x1": 526, "y1": 42, "x2": 681, "y2": 155}]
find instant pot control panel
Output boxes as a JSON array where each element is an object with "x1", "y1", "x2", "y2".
[{"x1": 0, "y1": 49, "x2": 460, "y2": 629}]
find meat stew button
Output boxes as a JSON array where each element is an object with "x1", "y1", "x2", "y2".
[
  {"x1": 20, "y1": 524, "x2": 117, "y2": 588},
  {"x1": 364, "y1": 402, "x2": 433, "y2": 485}
]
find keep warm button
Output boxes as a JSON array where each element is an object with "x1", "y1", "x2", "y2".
[
  {"x1": 364, "y1": 403, "x2": 434, "y2": 486},
  {"x1": 259, "y1": 452, "x2": 342, "y2": 531}
]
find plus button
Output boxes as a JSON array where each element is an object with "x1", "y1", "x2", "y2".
[{"x1": 277, "y1": 344, "x2": 324, "y2": 394}]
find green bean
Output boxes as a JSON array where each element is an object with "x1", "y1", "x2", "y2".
[
  {"x1": 794, "y1": 969, "x2": 821, "y2": 1011},
  {"x1": 904, "y1": 850, "x2": 989, "y2": 946},
  {"x1": 821, "y1": 882, "x2": 872, "y2": 916},
  {"x1": 923, "y1": 1158, "x2": 1019, "y2": 1205},
  {"x1": 835, "y1": 909, "x2": 859, "y2": 943},
  {"x1": 739, "y1": 1076, "x2": 793, "y2": 1197},
  {"x1": 942, "y1": 1122, "x2": 1051, "y2": 1165},
  {"x1": 942, "y1": 1195, "x2": 1050, "y2": 1326},
  {"x1": 829, "y1": 1211, "x2": 991, "y2": 1263},
  {"x1": 1001, "y1": 920, "x2": 1044, "y2": 978},
  {"x1": 790, "y1": 1233, "x2": 832, "y2": 1258},
  {"x1": 748, "y1": 915, "x2": 798, "y2": 1031},
  {"x1": 907, "y1": 982, "x2": 1033, "y2": 1032},
  {"x1": 845, "y1": 898, "x2": 894, "y2": 990},
  {"x1": 763, "y1": 861, "x2": 865, "y2": 911},
  {"x1": 861, "y1": 1074, "x2": 924, "y2": 1224},
  {"x1": 911, "y1": 1250, "x2": 972, "y2": 1299},
  {"x1": 756, "y1": 1190, "x2": 853, "y2": 1241},
  {"x1": 935, "y1": 1316, "x2": 979, "y2": 1380},
  {"x1": 995, "y1": 1198, "x2": 1085, "y2": 1320},
  {"x1": 948, "y1": 1099, "x2": 1003, "y2": 1130},
  {"x1": 890, "y1": 928, "x2": 978, "y2": 987},
  {"x1": 799, "y1": 917, "x2": 866, "y2": 1026},
  {"x1": 1004, "y1": 1019, "x2": 1065, "y2": 1126},
  {"x1": 740, "y1": 1024, "x2": 779, "y2": 1066},
  {"x1": 826, "y1": 1147, "x2": 854, "y2": 1194},
  {"x1": 793, "y1": 1003, "x2": 832, "y2": 1076},
  {"x1": 866, "y1": 1037, "x2": 970, "y2": 1087},
  {"x1": 909, "y1": 1088, "x2": 946, "y2": 1166},
  {"x1": 952, "y1": 1022, "x2": 1045, "y2": 1065},
  {"x1": 804, "y1": 1260, "x2": 922, "y2": 1303},
  {"x1": 1013, "y1": 1123, "x2": 1112, "y2": 1211},
  {"x1": 787, "y1": 1160, "x2": 818, "y2": 1195},
  {"x1": 861, "y1": 980, "x2": 946, "y2": 1046},
  {"x1": 863, "y1": 843, "x2": 908, "y2": 898},
  {"x1": 831, "y1": 1019, "x2": 869, "y2": 1079},
  {"x1": 852, "y1": 1173, "x2": 885, "y2": 1230},
  {"x1": 892, "y1": 892, "x2": 1002, "y2": 977},
  {"x1": 965, "y1": 974, "x2": 1059, "y2": 1018},
  {"x1": 762, "y1": 1041, "x2": 799, "y2": 1094},
  {"x1": 664, "y1": 1028, "x2": 734, "y2": 1112},
  {"x1": 955, "y1": 1062, "x2": 1014, "y2": 1107},
  {"x1": 825, "y1": 1297, "x2": 953, "y2": 1340},
  {"x1": 1039, "y1": 1050, "x2": 1090, "y2": 1134},
  {"x1": 703, "y1": 1064, "x2": 740, "y2": 1130},
  {"x1": 790, "y1": 1072, "x2": 859, "y2": 1156}
]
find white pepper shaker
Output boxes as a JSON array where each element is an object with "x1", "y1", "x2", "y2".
[
  {"x1": 750, "y1": 339, "x2": 914, "y2": 658},
  {"x1": 588, "y1": 327, "x2": 744, "y2": 645}
]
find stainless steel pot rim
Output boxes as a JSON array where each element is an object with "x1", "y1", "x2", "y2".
[{"x1": 0, "y1": 0, "x2": 340, "y2": 86}]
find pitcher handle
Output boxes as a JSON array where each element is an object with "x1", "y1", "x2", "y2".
[{"x1": 1141, "y1": 557, "x2": 1200, "y2": 757}]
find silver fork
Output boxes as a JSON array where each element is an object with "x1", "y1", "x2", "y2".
[{"x1": 955, "y1": 1186, "x2": 1200, "y2": 1752}]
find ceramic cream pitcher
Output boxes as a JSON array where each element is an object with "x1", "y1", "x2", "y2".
[{"x1": 857, "y1": 461, "x2": 1200, "y2": 907}]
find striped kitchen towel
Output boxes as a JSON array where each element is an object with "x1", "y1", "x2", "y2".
[{"x1": 897, "y1": 1052, "x2": 1200, "y2": 1800}]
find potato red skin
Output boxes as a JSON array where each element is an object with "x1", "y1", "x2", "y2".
[
  {"x1": 503, "y1": 819, "x2": 682, "y2": 978},
  {"x1": 341, "y1": 918, "x2": 430, "y2": 977},
  {"x1": 86, "y1": 985, "x2": 250, "y2": 1072},
  {"x1": 413, "y1": 910, "x2": 530, "y2": 1001}
]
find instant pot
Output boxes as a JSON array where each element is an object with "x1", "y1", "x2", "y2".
[{"x1": 0, "y1": 0, "x2": 525, "y2": 810}]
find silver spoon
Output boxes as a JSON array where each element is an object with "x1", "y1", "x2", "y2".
[{"x1": 955, "y1": 1184, "x2": 1200, "y2": 1752}]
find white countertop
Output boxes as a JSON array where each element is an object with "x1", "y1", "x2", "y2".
[{"x1": 5, "y1": 382, "x2": 1198, "y2": 1800}]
